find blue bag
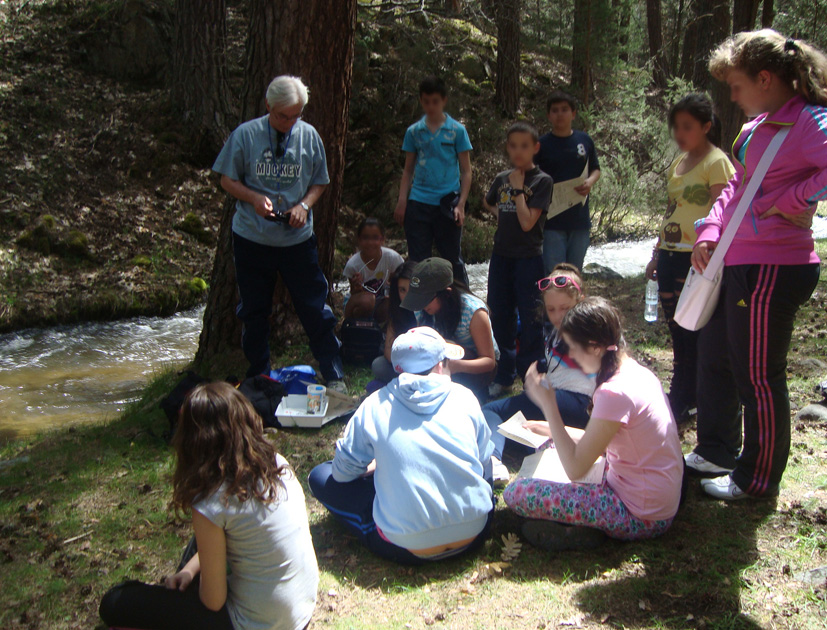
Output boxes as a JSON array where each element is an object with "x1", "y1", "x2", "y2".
[{"x1": 270, "y1": 365, "x2": 317, "y2": 395}]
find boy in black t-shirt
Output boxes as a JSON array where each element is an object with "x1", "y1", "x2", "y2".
[
  {"x1": 484, "y1": 122, "x2": 553, "y2": 398},
  {"x1": 536, "y1": 90, "x2": 602, "y2": 274}
]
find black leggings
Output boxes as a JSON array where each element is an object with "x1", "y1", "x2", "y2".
[
  {"x1": 99, "y1": 538, "x2": 235, "y2": 630},
  {"x1": 657, "y1": 250, "x2": 698, "y2": 412}
]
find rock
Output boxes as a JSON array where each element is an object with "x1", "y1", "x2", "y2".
[
  {"x1": 456, "y1": 53, "x2": 488, "y2": 82},
  {"x1": 582, "y1": 263, "x2": 623, "y2": 280},
  {"x1": 801, "y1": 358, "x2": 827, "y2": 370},
  {"x1": 795, "y1": 403, "x2": 827, "y2": 422},
  {"x1": 78, "y1": 0, "x2": 173, "y2": 83}
]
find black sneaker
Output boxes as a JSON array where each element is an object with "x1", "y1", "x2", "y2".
[{"x1": 521, "y1": 519, "x2": 606, "y2": 552}]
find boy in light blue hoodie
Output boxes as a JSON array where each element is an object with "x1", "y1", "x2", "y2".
[{"x1": 308, "y1": 327, "x2": 494, "y2": 565}]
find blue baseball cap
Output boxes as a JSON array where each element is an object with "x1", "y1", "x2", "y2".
[{"x1": 391, "y1": 326, "x2": 465, "y2": 374}]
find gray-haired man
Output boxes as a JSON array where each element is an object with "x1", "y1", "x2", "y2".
[{"x1": 213, "y1": 75, "x2": 345, "y2": 391}]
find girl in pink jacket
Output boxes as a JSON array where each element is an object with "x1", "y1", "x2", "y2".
[{"x1": 686, "y1": 29, "x2": 823, "y2": 500}]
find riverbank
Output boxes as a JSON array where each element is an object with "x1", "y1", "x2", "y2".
[{"x1": 1, "y1": 271, "x2": 826, "y2": 630}]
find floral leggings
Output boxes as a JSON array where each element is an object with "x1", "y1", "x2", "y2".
[{"x1": 503, "y1": 477, "x2": 673, "y2": 541}]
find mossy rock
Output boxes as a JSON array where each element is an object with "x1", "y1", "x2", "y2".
[
  {"x1": 185, "y1": 277, "x2": 208, "y2": 294},
  {"x1": 176, "y1": 212, "x2": 213, "y2": 245},
  {"x1": 131, "y1": 255, "x2": 152, "y2": 267},
  {"x1": 41, "y1": 214, "x2": 57, "y2": 229},
  {"x1": 59, "y1": 229, "x2": 93, "y2": 260},
  {"x1": 16, "y1": 222, "x2": 53, "y2": 255},
  {"x1": 456, "y1": 54, "x2": 488, "y2": 83}
]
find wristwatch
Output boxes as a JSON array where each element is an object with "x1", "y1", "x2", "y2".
[
  {"x1": 300, "y1": 202, "x2": 311, "y2": 212},
  {"x1": 510, "y1": 189, "x2": 525, "y2": 197}
]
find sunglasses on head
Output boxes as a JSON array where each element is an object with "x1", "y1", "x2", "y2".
[{"x1": 537, "y1": 275, "x2": 582, "y2": 293}]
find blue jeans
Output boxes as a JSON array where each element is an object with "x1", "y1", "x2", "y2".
[
  {"x1": 308, "y1": 461, "x2": 493, "y2": 565},
  {"x1": 233, "y1": 232, "x2": 343, "y2": 381},
  {"x1": 487, "y1": 253, "x2": 545, "y2": 386},
  {"x1": 482, "y1": 390, "x2": 591, "y2": 460},
  {"x1": 403, "y1": 199, "x2": 469, "y2": 286},
  {"x1": 543, "y1": 229, "x2": 590, "y2": 274}
]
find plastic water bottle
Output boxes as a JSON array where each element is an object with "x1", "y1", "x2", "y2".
[{"x1": 644, "y1": 279, "x2": 659, "y2": 322}]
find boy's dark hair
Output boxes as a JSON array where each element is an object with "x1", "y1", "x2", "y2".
[
  {"x1": 419, "y1": 76, "x2": 447, "y2": 98},
  {"x1": 507, "y1": 121, "x2": 539, "y2": 143},
  {"x1": 356, "y1": 217, "x2": 385, "y2": 238},
  {"x1": 388, "y1": 259, "x2": 418, "y2": 336},
  {"x1": 668, "y1": 93, "x2": 722, "y2": 147},
  {"x1": 546, "y1": 89, "x2": 579, "y2": 113}
]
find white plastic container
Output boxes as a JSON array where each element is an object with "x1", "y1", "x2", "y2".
[{"x1": 276, "y1": 394, "x2": 332, "y2": 428}]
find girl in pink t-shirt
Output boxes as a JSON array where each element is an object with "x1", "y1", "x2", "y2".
[{"x1": 504, "y1": 297, "x2": 684, "y2": 551}]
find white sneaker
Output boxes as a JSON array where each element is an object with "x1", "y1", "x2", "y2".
[
  {"x1": 684, "y1": 452, "x2": 733, "y2": 478},
  {"x1": 492, "y1": 456, "x2": 510, "y2": 487},
  {"x1": 700, "y1": 475, "x2": 749, "y2": 501},
  {"x1": 326, "y1": 380, "x2": 348, "y2": 396},
  {"x1": 488, "y1": 382, "x2": 510, "y2": 399}
]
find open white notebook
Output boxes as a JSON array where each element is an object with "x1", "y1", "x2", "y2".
[{"x1": 517, "y1": 448, "x2": 605, "y2": 485}]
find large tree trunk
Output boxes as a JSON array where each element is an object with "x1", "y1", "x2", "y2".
[
  {"x1": 717, "y1": 0, "x2": 761, "y2": 149},
  {"x1": 646, "y1": 0, "x2": 668, "y2": 87},
  {"x1": 194, "y1": 0, "x2": 358, "y2": 372},
  {"x1": 494, "y1": 0, "x2": 522, "y2": 116},
  {"x1": 680, "y1": 0, "x2": 730, "y2": 89},
  {"x1": 571, "y1": 0, "x2": 593, "y2": 104},
  {"x1": 170, "y1": 0, "x2": 233, "y2": 161},
  {"x1": 761, "y1": 0, "x2": 774, "y2": 27}
]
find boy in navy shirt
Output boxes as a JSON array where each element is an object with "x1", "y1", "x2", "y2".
[
  {"x1": 394, "y1": 76, "x2": 472, "y2": 285},
  {"x1": 536, "y1": 90, "x2": 602, "y2": 273},
  {"x1": 484, "y1": 122, "x2": 553, "y2": 398}
]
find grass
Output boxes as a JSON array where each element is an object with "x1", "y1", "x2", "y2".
[{"x1": 1, "y1": 273, "x2": 826, "y2": 630}]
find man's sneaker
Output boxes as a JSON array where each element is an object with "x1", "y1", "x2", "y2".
[
  {"x1": 491, "y1": 456, "x2": 510, "y2": 487},
  {"x1": 700, "y1": 475, "x2": 749, "y2": 501},
  {"x1": 684, "y1": 452, "x2": 733, "y2": 478},
  {"x1": 488, "y1": 382, "x2": 511, "y2": 399},
  {"x1": 326, "y1": 380, "x2": 349, "y2": 396},
  {"x1": 521, "y1": 519, "x2": 606, "y2": 552}
]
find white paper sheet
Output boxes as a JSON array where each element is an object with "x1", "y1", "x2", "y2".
[
  {"x1": 516, "y1": 448, "x2": 606, "y2": 485},
  {"x1": 497, "y1": 411, "x2": 549, "y2": 449},
  {"x1": 548, "y1": 162, "x2": 589, "y2": 219}
]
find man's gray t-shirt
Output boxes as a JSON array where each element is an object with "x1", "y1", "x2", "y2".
[
  {"x1": 193, "y1": 456, "x2": 319, "y2": 630},
  {"x1": 212, "y1": 116, "x2": 330, "y2": 248}
]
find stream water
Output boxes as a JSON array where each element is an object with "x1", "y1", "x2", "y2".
[{"x1": 2, "y1": 217, "x2": 825, "y2": 441}]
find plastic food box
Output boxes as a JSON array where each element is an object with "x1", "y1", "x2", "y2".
[{"x1": 276, "y1": 394, "x2": 333, "y2": 428}]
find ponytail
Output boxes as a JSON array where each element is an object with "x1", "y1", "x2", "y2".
[{"x1": 709, "y1": 29, "x2": 827, "y2": 106}]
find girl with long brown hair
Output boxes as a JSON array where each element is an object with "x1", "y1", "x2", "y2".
[{"x1": 99, "y1": 382, "x2": 318, "y2": 630}]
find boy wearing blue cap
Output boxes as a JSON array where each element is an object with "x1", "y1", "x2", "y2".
[{"x1": 308, "y1": 327, "x2": 494, "y2": 564}]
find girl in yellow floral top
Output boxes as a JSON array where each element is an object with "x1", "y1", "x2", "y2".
[{"x1": 645, "y1": 94, "x2": 735, "y2": 422}]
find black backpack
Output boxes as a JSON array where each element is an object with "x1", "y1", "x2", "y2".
[
  {"x1": 159, "y1": 371, "x2": 209, "y2": 442},
  {"x1": 341, "y1": 318, "x2": 384, "y2": 363},
  {"x1": 237, "y1": 375, "x2": 286, "y2": 428}
]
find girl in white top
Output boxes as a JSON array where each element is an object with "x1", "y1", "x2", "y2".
[
  {"x1": 343, "y1": 217, "x2": 404, "y2": 321},
  {"x1": 99, "y1": 382, "x2": 318, "y2": 630}
]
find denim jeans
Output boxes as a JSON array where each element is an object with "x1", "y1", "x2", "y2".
[
  {"x1": 403, "y1": 199, "x2": 469, "y2": 286},
  {"x1": 233, "y1": 232, "x2": 343, "y2": 381},
  {"x1": 482, "y1": 390, "x2": 591, "y2": 461},
  {"x1": 543, "y1": 229, "x2": 590, "y2": 274},
  {"x1": 308, "y1": 461, "x2": 493, "y2": 565},
  {"x1": 487, "y1": 253, "x2": 546, "y2": 386}
]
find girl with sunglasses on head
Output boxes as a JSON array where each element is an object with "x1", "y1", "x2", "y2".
[
  {"x1": 342, "y1": 217, "x2": 404, "y2": 323},
  {"x1": 481, "y1": 264, "x2": 595, "y2": 486},
  {"x1": 504, "y1": 297, "x2": 683, "y2": 552}
]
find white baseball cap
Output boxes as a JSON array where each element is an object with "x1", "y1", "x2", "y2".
[{"x1": 391, "y1": 326, "x2": 465, "y2": 374}]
